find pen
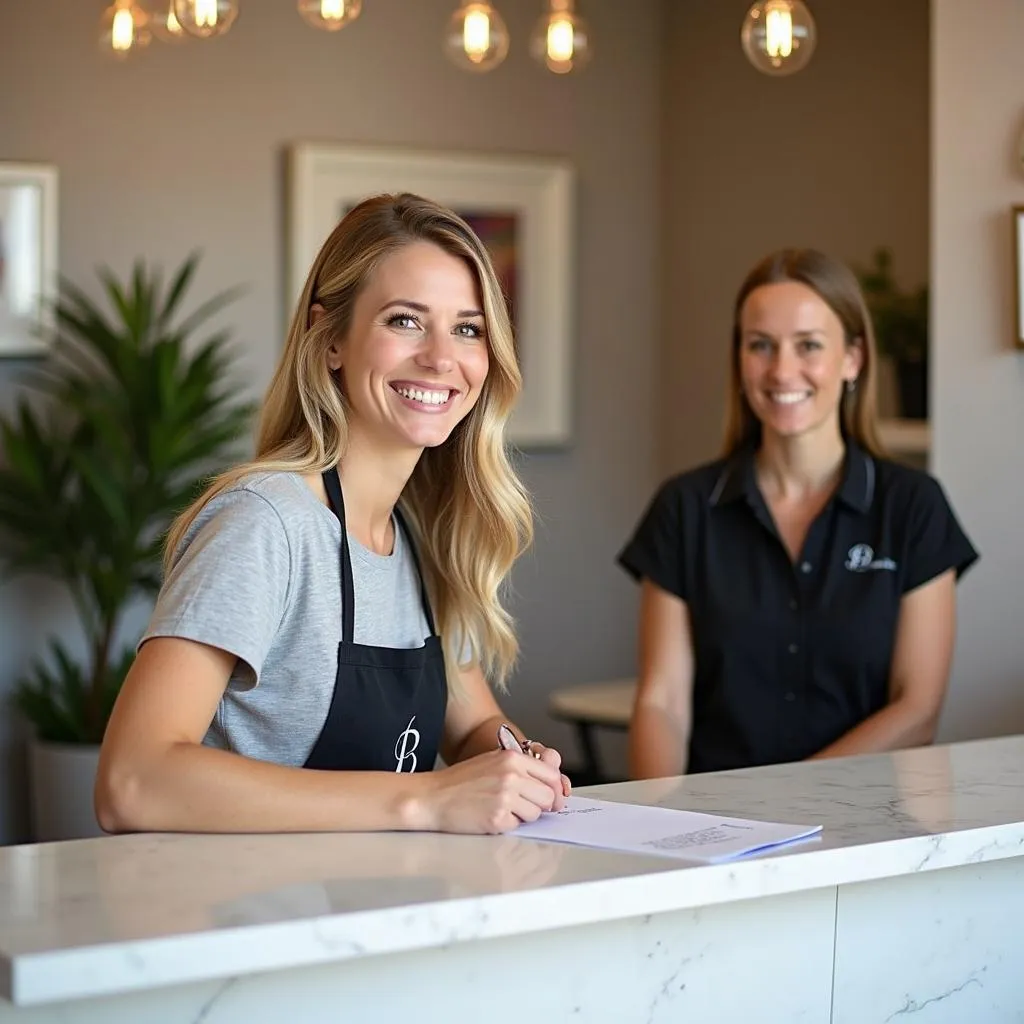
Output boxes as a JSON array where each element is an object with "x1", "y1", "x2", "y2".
[{"x1": 497, "y1": 722, "x2": 541, "y2": 758}]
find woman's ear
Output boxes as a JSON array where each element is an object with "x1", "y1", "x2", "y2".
[
  {"x1": 844, "y1": 335, "x2": 866, "y2": 383},
  {"x1": 311, "y1": 304, "x2": 345, "y2": 373}
]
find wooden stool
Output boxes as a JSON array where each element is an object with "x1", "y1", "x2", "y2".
[{"x1": 547, "y1": 679, "x2": 636, "y2": 783}]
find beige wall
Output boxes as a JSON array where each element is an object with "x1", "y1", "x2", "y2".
[
  {"x1": 931, "y1": 0, "x2": 1024, "y2": 741},
  {"x1": 659, "y1": 0, "x2": 930, "y2": 475},
  {"x1": 0, "y1": 0, "x2": 662, "y2": 843},
  {"x1": 5, "y1": 0, "x2": 1011, "y2": 846}
]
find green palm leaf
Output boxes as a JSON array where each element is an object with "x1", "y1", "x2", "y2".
[{"x1": 0, "y1": 255, "x2": 253, "y2": 744}]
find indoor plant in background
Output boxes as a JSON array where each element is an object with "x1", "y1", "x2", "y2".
[
  {"x1": 0, "y1": 255, "x2": 254, "y2": 840},
  {"x1": 856, "y1": 247, "x2": 929, "y2": 420}
]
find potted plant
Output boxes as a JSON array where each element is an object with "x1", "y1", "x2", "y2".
[
  {"x1": 0, "y1": 254, "x2": 254, "y2": 840},
  {"x1": 856, "y1": 247, "x2": 929, "y2": 420}
]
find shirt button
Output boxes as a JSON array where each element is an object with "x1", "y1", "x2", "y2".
[
  {"x1": 789, "y1": 598, "x2": 798, "y2": 611},
  {"x1": 788, "y1": 643, "x2": 799, "y2": 654},
  {"x1": 800, "y1": 561, "x2": 812, "y2": 574},
  {"x1": 784, "y1": 691, "x2": 796, "y2": 702}
]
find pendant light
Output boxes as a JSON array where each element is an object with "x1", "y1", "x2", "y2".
[
  {"x1": 173, "y1": 0, "x2": 239, "y2": 39},
  {"x1": 297, "y1": 0, "x2": 362, "y2": 32},
  {"x1": 150, "y1": 1, "x2": 188, "y2": 43},
  {"x1": 741, "y1": 0, "x2": 817, "y2": 77},
  {"x1": 530, "y1": 0, "x2": 591, "y2": 75},
  {"x1": 99, "y1": 0, "x2": 150, "y2": 58},
  {"x1": 443, "y1": 2, "x2": 510, "y2": 73}
]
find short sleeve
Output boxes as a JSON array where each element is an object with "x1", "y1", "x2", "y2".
[
  {"x1": 140, "y1": 488, "x2": 292, "y2": 687},
  {"x1": 902, "y1": 476, "x2": 979, "y2": 594},
  {"x1": 617, "y1": 478, "x2": 688, "y2": 600}
]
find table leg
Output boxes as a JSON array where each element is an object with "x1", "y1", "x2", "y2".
[{"x1": 574, "y1": 722, "x2": 603, "y2": 784}]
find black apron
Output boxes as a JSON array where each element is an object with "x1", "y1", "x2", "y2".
[{"x1": 303, "y1": 467, "x2": 448, "y2": 773}]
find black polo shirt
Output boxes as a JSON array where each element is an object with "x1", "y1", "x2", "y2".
[{"x1": 618, "y1": 442, "x2": 979, "y2": 775}]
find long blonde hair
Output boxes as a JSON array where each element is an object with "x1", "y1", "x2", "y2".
[
  {"x1": 722, "y1": 247, "x2": 885, "y2": 458},
  {"x1": 166, "y1": 193, "x2": 533, "y2": 691}
]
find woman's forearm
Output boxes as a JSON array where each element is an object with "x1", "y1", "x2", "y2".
[
  {"x1": 95, "y1": 742, "x2": 430, "y2": 835},
  {"x1": 448, "y1": 713, "x2": 507, "y2": 762},
  {"x1": 628, "y1": 704, "x2": 688, "y2": 779},
  {"x1": 810, "y1": 698, "x2": 938, "y2": 761}
]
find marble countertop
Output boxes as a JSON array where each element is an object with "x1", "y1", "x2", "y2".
[{"x1": 3, "y1": 735, "x2": 1024, "y2": 1007}]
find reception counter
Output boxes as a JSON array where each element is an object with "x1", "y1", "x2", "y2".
[{"x1": 2, "y1": 735, "x2": 1023, "y2": 1022}]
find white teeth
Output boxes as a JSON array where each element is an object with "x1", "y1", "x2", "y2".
[
  {"x1": 394, "y1": 386, "x2": 452, "y2": 406},
  {"x1": 770, "y1": 391, "x2": 811, "y2": 405}
]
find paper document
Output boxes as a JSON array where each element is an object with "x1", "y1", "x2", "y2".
[{"x1": 514, "y1": 796, "x2": 822, "y2": 865}]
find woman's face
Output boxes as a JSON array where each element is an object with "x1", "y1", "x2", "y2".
[
  {"x1": 325, "y1": 240, "x2": 490, "y2": 453},
  {"x1": 738, "y1": 281, "x2": 862, "y2": 442}
]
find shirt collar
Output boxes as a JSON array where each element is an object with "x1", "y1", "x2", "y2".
[
  {"x1": 709, "y1": 440, "x2": 875, "y2": 513},
  {"x1": 835, "y1": 440, "x2": 875, "y2": 513}
]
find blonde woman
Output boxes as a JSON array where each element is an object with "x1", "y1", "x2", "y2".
[{"x1": 96, "y1": 194, "x2": 570, "y2": 835}]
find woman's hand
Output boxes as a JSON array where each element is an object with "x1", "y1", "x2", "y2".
[
  {"x1": 526, "y1": 741, "x2": 572, "y2": 802},
  {"x1": 415, "y1": 748, "x2": 568, "y2": 835}
]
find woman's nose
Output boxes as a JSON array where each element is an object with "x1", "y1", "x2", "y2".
[
  {"x1": 416, "y1": 329, "x2": 455, "y2": 372},
  {"x1": 768, "y1": 345, "x2": 800, "y2": 379}
]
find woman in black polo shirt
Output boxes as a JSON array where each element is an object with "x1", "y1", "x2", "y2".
[{"x1": 618, "y1": 248, "x2": 978, "y2": 777}]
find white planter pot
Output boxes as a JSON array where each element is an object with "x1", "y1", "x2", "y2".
[{"x1": 28, "y1": 739, "x2": 104, "y2": 842}]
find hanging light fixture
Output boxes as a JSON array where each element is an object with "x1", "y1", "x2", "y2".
[
  {"x1": 529, "y1": 0, "x2": 591, "y2": 75},
  {"x1": 150, "y1": 0, "x2": 188, "y2": 43},
  {"x1": 297, "y1": 0, "x2": 362, "y2": 32},
  {"x1": 99, "y1": 0, "x2": 150, "y2": 58},
  {"x1": 172, "y1": 0, "x2": 239, "y2": 39},
  {"x1": 741, "y1": 0, "x2": 816, "y2": 76},
  {"x1": 443, "y1": 2, "x2": 509, "y2": 73}
]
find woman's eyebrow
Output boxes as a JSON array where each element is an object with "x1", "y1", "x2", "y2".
[{"x1": 377, "y1": 300, "x2": 484, "y2": 318}]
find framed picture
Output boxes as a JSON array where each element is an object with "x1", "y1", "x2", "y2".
[
  {"x1": 287, "y1": 143, "x2": 575, "y2": 448},
  {"x1": 0, "y1": 163, "x2": 58, "y2": 359},
  {"x1": 1014, "y1": 206, "x2": 1024, "y2": 349}
]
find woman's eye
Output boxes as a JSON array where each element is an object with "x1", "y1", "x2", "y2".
[
  {"x1": 386, "y1": 313, "x2": 420, "y2": 330},
  {"x1": 799, "y1": 339, "x2": 823, "y2": 352},
  {"x1": 454, "y1": 322, "x2": 484, "y2": 340},
  {"x1": 747, "y1": 338, "x2": 771, "y2": 352}
]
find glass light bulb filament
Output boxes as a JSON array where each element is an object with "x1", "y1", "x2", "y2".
[
  {"x1": 195, "y1": 0, "x2": 218, "y2": 29},
  {"x1": 547, "y1": 17, "x2": 574, "y2": 62},
  {"x1": 464, "y1": 9, "x2": 490, "y2": 58},
  {"x1": 111, "y1": 6, "x2": 135, "y2": 50},
  {"x1": 765, "y1": 2, "x2": 793, "y2": 58}
]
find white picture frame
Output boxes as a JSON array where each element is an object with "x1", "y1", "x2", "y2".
[
  {"x1": 0, "y1": 163, "x2": 58, "y2": 359},
  {"x1": 287, "y1": 143, "x2": 575, "y2": 448},
  {"x1": 1014, "y1": 205, "x2": 1024, "y2": 349}
]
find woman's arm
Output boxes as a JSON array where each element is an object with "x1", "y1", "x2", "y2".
[
  {"x1": 96, "y1": 637, "x2": 433, "y2": 834},
  {"x1": 628, "y1": 580, "x2": 695, "y2": 779},
  {"x1": 810, "y1": 569, "x2": 956, "y2": 760},
  {"x1": 439, "y1": 662, "x2": 571, "y2": 801},
  {"x1": 96, "y1": 638, "x2": 566, "y2": 836}
]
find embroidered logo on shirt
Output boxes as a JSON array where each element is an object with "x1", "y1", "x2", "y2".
[
  {"x1": 845, "y1": 544, "x2": 897, "y2": 573},
  {"x1": 394, "y1": 716, "x2": 421, "y2": 772}
]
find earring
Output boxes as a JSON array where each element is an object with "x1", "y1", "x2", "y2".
[{"x1": 844, "y1": 378, "x2": 858, "y2": 394}]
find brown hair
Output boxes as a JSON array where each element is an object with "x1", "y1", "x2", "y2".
[{"x1": 721, "y1": 247, "x2": 885, "y2": 458}]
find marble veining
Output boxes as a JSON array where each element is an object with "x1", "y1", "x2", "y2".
[
  {"x1": 2, "y1": 735, "x2": 1024, "y2": 1007},
  {"x1": 882, "y1": 971, "x2": 987, "y2": 1021},
  {"x1": 831, "y1": 852, "x2": 1023, "y2": 1022}
]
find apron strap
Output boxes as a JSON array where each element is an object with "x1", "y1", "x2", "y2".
[{"x1": 322, "y1": 467, "x2": 356, "y2": 642}]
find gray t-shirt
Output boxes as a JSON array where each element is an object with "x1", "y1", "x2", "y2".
[{"x1": 141, "y1": 471, "x2": 432, "y2": 766}]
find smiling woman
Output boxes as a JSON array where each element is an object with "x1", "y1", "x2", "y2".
[
  {"x1": 313, "y1": 241, "x2": 491, "y2": 453},
  {"x1": 94, "y1": 193, "x2": 572, "y2": 839},
  {"x1": 618, "y1": 248, "x2": 979, "y2": 780}
]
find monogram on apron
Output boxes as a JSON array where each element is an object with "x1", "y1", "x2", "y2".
[{"x1": 303, "y1": 467, "x2": 448, "y2": 772}]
